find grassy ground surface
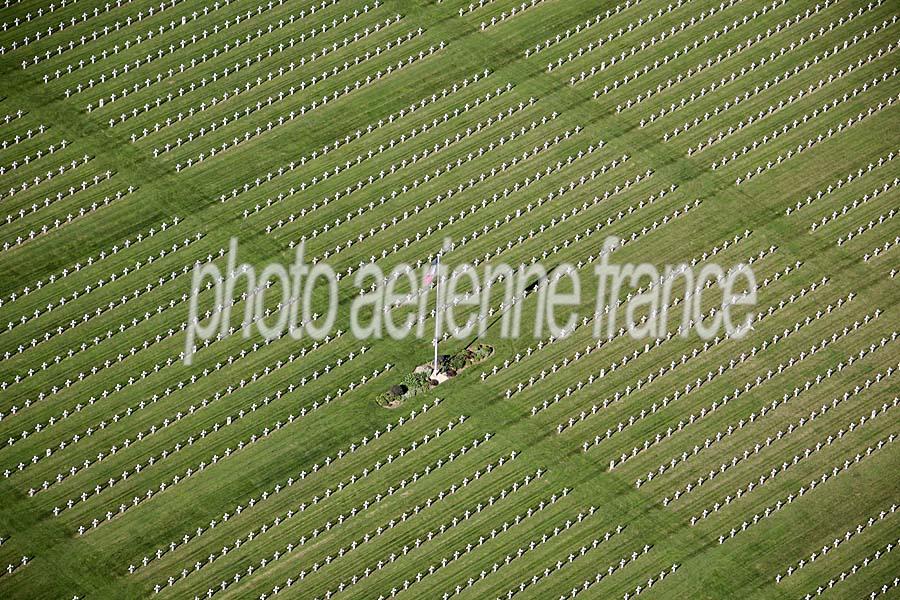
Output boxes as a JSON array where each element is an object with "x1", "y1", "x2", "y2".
[{"x1": 0, "y1": 0, "x2": 897, "y2": 598}]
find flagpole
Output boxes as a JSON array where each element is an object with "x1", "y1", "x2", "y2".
[{"x1": 433, "y1": 251, "x2": 441, "y2": 375}]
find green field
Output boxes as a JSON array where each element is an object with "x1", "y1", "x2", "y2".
[{"x1": 0, "y1": 0, "x2": 898, "y2": 598}]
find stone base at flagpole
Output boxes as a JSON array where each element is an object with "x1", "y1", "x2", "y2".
[{"x1": 375, "y1": 345, "x2": 493, "y2": 408}]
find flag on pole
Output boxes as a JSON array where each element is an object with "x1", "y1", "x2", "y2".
[
  {"x1": 428, "y1": 254, "x2": 442, "y2": 375},
  {"x1": 423, "y1": 258, "x2": 439, "y2": 286}
]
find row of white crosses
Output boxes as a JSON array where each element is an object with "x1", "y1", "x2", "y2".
[
  {"x1": 3, "y1": 164, "x2": 112, "y2": 226},
  {"x1": 375, "y1": 142, "x2": 614, "y2": 312},
  {"x1": 3, "y1": 231, "x2": 203, "y2": 335},
  {"x1": 467, "y1": 198, "x2": 703, "y2": 372},
  {"x1": 687, "y1": 396, "x2": 899, "y2": 519},
  {"x1": 457, "y1": 0, "x2": 495, "y2": 18},
  {"x1": 2, "y1": 555, "x2": 29, "y2": 576},
  {"x1": 736, "y1": 92, "x2": 899, "y2": 185},
  {"x1": 6, "y1": 316, "x2": 258, "y2": 454},
  {"x1": 35, "y1": 343, "x2": 370, "y2": 496},
  {"x1": 692, "y1": 64, "x2": 898, "y2": 156},
  {"x1": 556, "y1": 548, "x2": 671, "y2": 599},
  {"x1": 182, "y1": 447, "x2": 505, "y2": 597},
  {"x1": 571, "y1": 306, "x2": 755, "y2": 434},
  {"x1": 861, "y1": 578, "x2": 900, "y2": 600},
  {"x1": 54, "y1": 0, "x2": 304, "y2": 92},
  {"x1": 786, "y1": 149, "x2": 898, "y2": 215},
  {"x1": 803, "y1": 539, "x2": 900, "y2": 600},
  {"x1": 502, "y1": 229, "x2": 754, "y2": 388},
  {"x1": 591, "y1": 261, "x2": 812, "y2": 450},
  {"x1": 647, "y1": 325, "x2": 900, "y2": 488},
  {"x1": 635, "y1": 305, "x2": 864, "y2": 488},
  {"x1": 262, "y1": 90, "x2": 530, "y2": 237},
  {"x1": 1, "y1": 216, "x2": 180, "y2": 309},
  {"x1": 611, "y1": 313, "x2": 893, "y2": 471},
  {"x1": 809, "y1": 177, "x2": 899, "y2": 231},
  {"x1": 479, "y1": 0, "x2": 547, "y2": 31},
  {"x1": 298, "y1": 112, "x2": 561, "y2": 262},
  {"x1": 0, "y1": 239, "x2": 215, "y2": 367},
  {"x1": 797, "y1": 538, "x2": 898, "y2": 597},
  {"x1": 595, "y1": 300, "x2": 875, "y2": 452},
  {"x1": 1, "y1": 0, "x2": 104, "y2": 31},
  {"x1": 0, "y1": 138, "x2": 68, "y2": 177},
  {"x1": 615, "y1": 0, "x2": 883, "y2": 113},
  {"x1": 837, "y1": 208, "x2": 895, "y2": 246},
  {"x1": 654, "y1": 320, "x2": 893, "y2": 472},
  {"x1": 507, "y1": 198, "x2": 702, "y2": 286},
  {"x1": 117, "y1": 10, "x2": 401, "y2": 130},
  {"x1": 620, "y1": 563, "x2": 679, "y2": 600},
  {"x1": 519, "y1": 274, "x2": 724, "y2": 406},
  {"x1": 545, "y1": 0, "x2": 691, "y2": 74},
  {"x1": 479, "y1": 169, "x2": 666, "y2": 271},
  {"x1": 774, "y1": 504, "x2": 897, "y2": 581},
  {"x1": 169, "y1": 428, "x2": 492, "y2": 592},
  {"x1": 3, "y1": 152, "x2": 91, "y2": 198},
  {"x1": 0, "y1": 123, "x2": 47, "y2": 150},
  {"x1": 0, "y1": 220, "x2": 198, "y2": 370},
  {"x1": 572, "y1": 0, "x2": 750, "y2": 87},
  {"x1": 493, "y1": 524, "x2": 627, "y2": 600},
  {"x1": 74, "y1": 364, "x2": 394, "y2": 536},
  {"x1": 212, "y1": 462, "x2": 544, "y2": 600},
  {"x1": 3, "y1": 291, "x2": 193, "y2": 417},
  {"x1": 68, "y1": 0, "x2": 350, "y2": 105},
  {"x1": 448, "y1": 154, "x2": 646, "y2": 269},
  {"x1": 175, "y1": 41, "x2": 448, "y2": 171},
  {"x1": 221, "y1": 68, "x2": 493, "y2": 205},
  {"x1": 526, "y1": 224, "x2": 763, "y2": 423},
  {"x1": 257, "y1": 85, "x2": 521, "y2": 229},
  {"x1": 645, "y1": 19, "x2": 893, "y2": 133},
  {"x1": 372, "y1": 179, "x2": 660, "y2": 346},
  {"x1": 134, "y1": 399, "x2": 442, "y2": 571},
  {"x1": 8, "y1": 330, "x2": 347, "y2": 479},
  {"x1": 644, "y1": 356, "x2": 898, "y2": 492},
  {"x1": 0, "y1": 111, "x2": 26, "y2": 130},
  {"x1": 448, "y1": 139, "x2": 616, "y2": 264},
  {"x1": 291, "y1": 116, "x2": 568, "y2": 267},
  {"x1": 496, "y1": 317, "x2": 596, "y2": 387},
  {"x1": 862, "y1": 235, "x2": 900, "y2": 262},
  {"x1": 569, "y1": 330, "x2": 733, "y2": 438},
  {"x1": 586, "y1": 0, "x2": 792, "y2": 94},
  {"x1": 293, "y1": 107, "x2": 560, "y2": 253},
  {"x1": 439, "y1": 507, "x2": 599, "y2": 599},
  {"x1": 666, "y1": 38, "x2": 898, "y2": 145},
  {"x1": 484, "y1": 316, "x2": 586, "y2": 382},
  {"x1": 1, "y1": 248, "x2": 199, "y2": 372},
  {"x1": 34, "y1": 0, "x2": 242, "y2": 70},
  {"x1": 148, "y1": 17, "x2": 417, "y2": 147},
  {"x1": 644, "y1": 0, "x2": 891, "y2": 120},
  {"x1": 25, "y1": 332, "x2": 350, "y2": 475},
  {"x1": 712, "y1": 69, "x2": 899, "y2": 169},
  {"x1": 2, "y1": 184, "x2": 137, "y2": 252},
  {"x1": 323, "y1": 483, "x2": 566, "y2": 600},
  {"x1": 715, "y1": 434, "x2": 897, "y2": 545},
  {"x1": 1, "y1": 266, "x2": 269, "y2": 441},
  {"x1": 325, "y1": 126, "x2": 597, "y2": 275},
  {"x1": 524, "y1": 0, "x2": 643, "y2": 58},
  {"x1": 2, "y1": 283, "x2": 209, "y2": 454},
  {"x1": 0, "y1": 225, "x2": 194, "y2": 343},
  {"x1": 3, "y1": 0, "x2": 134, "y2": 56}
]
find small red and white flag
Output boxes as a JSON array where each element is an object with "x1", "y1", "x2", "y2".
[{"x1": 423, "y1": 259, "x2": 439, "y2": 286}]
